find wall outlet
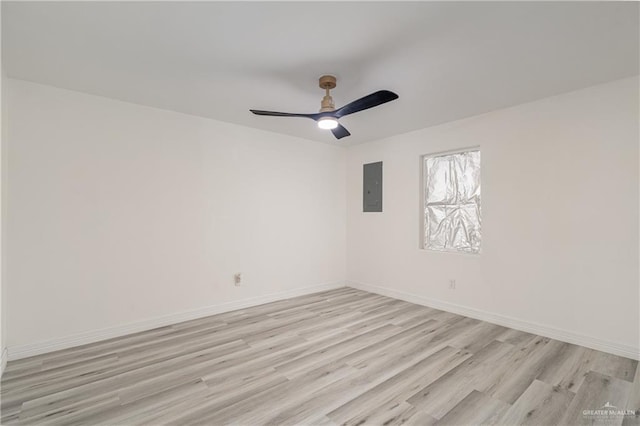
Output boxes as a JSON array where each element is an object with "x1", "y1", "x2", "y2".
[
  {"x1": 449, "y1": 279, "x2": 456, "y2": 290},
  {"x1": 234, "y1": 273, "x2": 242, "y2": 286}
]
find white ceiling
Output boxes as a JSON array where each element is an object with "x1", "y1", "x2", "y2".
[{"x1": 3, "y1": 2, "x2": 638, "y2": 145}]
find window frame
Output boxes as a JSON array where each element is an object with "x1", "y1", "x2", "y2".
[{"x1": 420, "y1": 147, "x2": 481, "y2": 255}]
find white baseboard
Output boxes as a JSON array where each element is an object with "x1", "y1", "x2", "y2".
[
  {"x1": 8, "y1": 281, "x2": 345, "y2": 361},
  {"x1": 1, "y1": 347, "x2": 7, "y2": 377},
  {"x1": 348, "y1": 281, "x2": 639, "y2": 361}
]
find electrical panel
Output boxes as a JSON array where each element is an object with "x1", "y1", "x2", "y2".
[{"x1": 363, "y1": 161, "x2": 383, "y2": 212}]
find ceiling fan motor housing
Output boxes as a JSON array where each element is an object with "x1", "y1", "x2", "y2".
[
  {"x1": 319, "y1": 75, "x2": 337, "y2": 112},
  {"x1": 320, "y1": 95, "x2": 335, "y2": 112}
]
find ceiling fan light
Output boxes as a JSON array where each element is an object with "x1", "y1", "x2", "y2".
[{"x1": 318, "y1": 117, "x2": 338, "y2": 130}]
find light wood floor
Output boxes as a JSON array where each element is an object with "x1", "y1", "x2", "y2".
[{"x1": 1, "y1": 287, "x2": 638, "y2": 426}]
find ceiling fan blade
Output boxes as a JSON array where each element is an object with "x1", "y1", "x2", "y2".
[
  {"x1": 331, "y1": 123, "x2": 351, "y2": 139},
  {"x1": 250, "y1": 110, "x2": 319, "y2": 119},
  {"x1": 333, "y1": 90, "x2": 399, "y2": 118}
]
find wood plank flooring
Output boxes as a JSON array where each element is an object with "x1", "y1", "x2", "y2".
[{"x1": 1, "y1": 287, "x2": 638, "y2": 425}]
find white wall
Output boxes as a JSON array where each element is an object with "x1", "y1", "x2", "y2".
[
  {"x1": 5, "y1": 76, "x2": 638, "y2": 360},
  {"x1": 346, "y1": 77, "x2": 639, "y2": 358},
  {"x1": 1, "y1": 2, "x2": 7, "y2": 373},
  {"x1": 6, "y1": 79, "x2": 346, "y2": 352},
  {"x1": 1, "y1": 71, "x2": 6, "y2": 373},
  {"x1": 0, "y1": 16, "x2": 5, "y2": 374}
]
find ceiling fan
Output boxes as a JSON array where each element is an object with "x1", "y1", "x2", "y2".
[{"x1": 250, "y1": 75, "x2": 399, "y2": 140}]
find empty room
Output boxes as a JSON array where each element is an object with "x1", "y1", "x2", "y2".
[{"x1": 0, "y1": 1, "x2": 638, "y2": 425}]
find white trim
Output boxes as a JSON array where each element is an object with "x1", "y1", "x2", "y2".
[
  {"x1": 1, "y1": 347, "x2": 7, "y2": 377},
  {"x1": 347, "y1": 281, "x2": 639, "y2": 361},
  {"x1": 8, "y1": 281, "x2": 345, "y2": 361}
]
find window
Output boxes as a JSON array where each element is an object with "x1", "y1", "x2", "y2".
[{"x1": 423, "y1": 149, "x2": 481, "y2": 254}]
